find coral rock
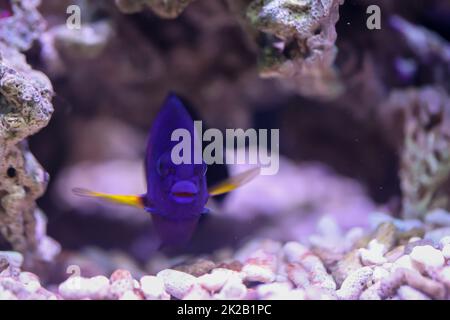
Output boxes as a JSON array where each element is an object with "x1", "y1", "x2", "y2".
[
  {"x1": 359, "y1": 240, "x2": 388, "y2": 266},
  {"x1": 286, "y1": 263, "x2": 310, "y2": 288},
  {"x1": 0, "y1": 0, "x2": 58, "y2": 261},
  {"x1": 336, "y1": 267, "x2": 373, "y2": 300},
  {"x1": 392, "y1": 87, "x2": 450, "y2": 219},
  {"x1": 0, "y1": 269, "x2": 57, "y2": 300},
  {"x1": 283, "y1": 242, "x2": 335, "y2": 291},
  {"x1": 115, "y1": 0, "x2": 196, "y2": 18},
  {"x1": 246, "y1": 0, "x2": 344, "y2": 98},
  {"x1": 0, "y1": 0, "x2": 45, "y2": 50},
  {"x1": 379, "y1": 268, "x2": 445, "y2": 300},
  {"x1": 331, "y1": 250, "x2": 363, "y2": 286}
]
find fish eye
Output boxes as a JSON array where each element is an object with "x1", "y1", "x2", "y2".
[{"x1": 156, "y1": 157, "x2": 170, "y2": 177}]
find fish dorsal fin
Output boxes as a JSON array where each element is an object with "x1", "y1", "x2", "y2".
[
  {"x1": 72, "y1": 188, "x2": 146, "y2": 209},
  {"x1": 208, "y1": 166, "x2": 260, "y2": 196}
]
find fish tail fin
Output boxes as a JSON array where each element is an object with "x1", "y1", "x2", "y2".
[
  {"x1": 72, "y1": 188, "x2": 145, "y2": 209},
  {"x1": 208, "y1": 166, "x2": 260, "y2": 196}
]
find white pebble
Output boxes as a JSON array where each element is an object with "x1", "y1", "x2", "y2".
[
  {"x1": 287, "y1": 289, "x2": 306, "y2": 300},
  {"x1": 140, "y1": 275, "x2": 169, "y2": 300},
  {"x1": 157, "y1": 269, "x2": 197, "y2": 299},
  {"x1": 359, "y1": 249, "x2": 387, "y2": 266},
  {"x1": 18, "y1": 272, "x2": 41, "y2": 293},
  {"x1": 360, "y1": 282, "x2": 382, "y2": 300},
  {"x1": 183, "y1": 284, "x2": 211, "y2": 300},
  {"x1": 119, "y1": 290, "x2": 141, "y2": 300},
  {"x1": 408, "y1": 237, "x2": 422, "y2": 243},
  {"x1": 242, "y1": 264, "x2": 275, "y2": 283},
  {"x1": 58, "y1": 277, "x2": 83, "y2": 299},
  {"x1": 382, "y1": 262, "x2": 393, "y2": 270},
  {"x1": 410, "y1": 245, "x2": 445, "y2": 269},
  {"x1": 392, "y1": 255, "x2": 415, "y2": 272},
  {"x1": 369, "y1": 239, "x2": 388, "y2": 254},
  {"x1": 437, "y1": 267, "x2": 450, "y2": 286},
  {"x1": 397, "y1": 285, "x2": 430, "y2": 300},
  {"x1": 0, "y1": 290, "x2": 18, "y2": 300},
  {"x1": 197, "y1": 268, "x2": 239, "y2": 292},
  {"x1": 256, "y1": 282, "x2": 292, "y2": 299},
  {"x1": 87, "y1": 276, "x2": 110, "y2": 299},
  {"x1": 215, "y1": 276, "x2": 247, "y2": 300},
  {"x1": 58, "y1": 277, "x2": 89, "y2": 299},
  {"x1": 439, "y1": 236, "x2": 450, "y2": 248},
  {"x1": 372, "y1": 267, "x2": 390, "y2": 282},
  {"x1": 304, "y1": 286, "x2": 336, "y2": 300},
  {"x1": 58, "y1": 275, "x2": 110, "y2": 300},
  {"x1": 442, "y1": 244, "x2": 450, "y2": 260}
]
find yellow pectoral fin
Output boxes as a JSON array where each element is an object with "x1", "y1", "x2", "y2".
[
  {"x1": 72, "y1": 188, "x2": 145, "y2": 209},
  {"x1": 208, "y1": 166, "x2": 260, "y2": 196}
]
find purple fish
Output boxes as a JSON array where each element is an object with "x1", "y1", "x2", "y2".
[{"x1": 73, "y1": 93, "x2": 259, "y2": 247}]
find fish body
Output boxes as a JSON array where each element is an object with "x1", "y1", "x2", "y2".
[
  {"x1": 74, "y1": 93, "x2": 259, "y2": 247},
  {"x1": 144, "y1": 94, "x2": 208, "y2": 245}
]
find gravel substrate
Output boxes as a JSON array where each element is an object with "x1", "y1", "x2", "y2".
[{"x1": 1, "y1": 212, "x2": 450, "y2": 300}]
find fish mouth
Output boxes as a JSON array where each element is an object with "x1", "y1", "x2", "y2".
[{"x1": 170, "y1": 181, "x2": 198, "y2": 204}]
